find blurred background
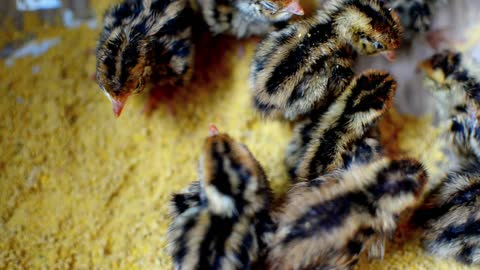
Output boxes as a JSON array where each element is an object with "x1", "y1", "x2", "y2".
[{"x1": 1, "y1": 0, "x2": 479, "y2": 269}]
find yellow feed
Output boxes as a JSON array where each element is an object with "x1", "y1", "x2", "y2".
[{"x1": 0, "y1": 2, "x2": 477, "y2": 269}]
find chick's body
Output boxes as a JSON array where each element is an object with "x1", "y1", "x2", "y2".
[
  {"x1": 250, "y1": 0, "x2": 401, "y2": 120},
  {"x1": 96, "y1": 0, "x2": 194, "y2": 116},
  {"x1": 198, "y1": 0, "x2": 304, "y2": 38},
  {"x1": 421, "y1": 166, "x2": 480, "y2": 265},
  {"x1": 168, "y1": 128, "x2": 274, "y2": 270},
  {"x1": 289, "y1": 71, "x2": 396, "y2": 181},
  {"x1": 268, "y1": 158, "x2": 427, "y2": 270},
  {"x1": 416, "y1": 50, "x2": 480, "y2": 265}
]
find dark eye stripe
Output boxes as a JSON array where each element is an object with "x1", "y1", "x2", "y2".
[{"x1": 260, "y1": 1, "x2": 279, "y2": 11}]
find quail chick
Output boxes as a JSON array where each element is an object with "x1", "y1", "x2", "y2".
[
  {"x1": 168, "y1": 125, "x2": 274, "y2": 269},
  {"x1": 420, "y1": 50, "x2": 480, "y2": 120},
  {"x1": 250, "y1": 0, "x2": 401, "y2": 120},
  {"x1": 415, "y1": 115, "x2": 480, "y2": 265},
  {"x1": 290, "y1": 71, "x2": 397, "y2": 181},
  {"x1": 413, "y1": 51, "x2": 480, "y2": 265},
  {"x1": 198, "y1": 0, "x2": 304, "y2": 38},
  {"x1": 267, "y1": 158, "x2": 428, "y2": 270},
  {"x1": 96, "y1": 0, "x2": 194, "y2": 117}
]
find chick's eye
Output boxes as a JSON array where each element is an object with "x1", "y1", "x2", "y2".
[
  {"x1": 260, "y1": 1, "x2": 278, "y2": 12},
  {"x1": 373, "y1": 41, "x2": 384, "y2": 50}
]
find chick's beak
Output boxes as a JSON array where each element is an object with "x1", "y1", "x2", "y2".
[
  {"x1": 111, "y1": 94, "x2": 129, "y2": 118},
  {"x1": 381, "y1": 51, "x2": 396, "y2": 62},
  {"x1": 208, "y1": 124, "x2": 219, "y2": 136},
  {"x1": 285, "y1": 1, "x2": 304, "y2": 15}
]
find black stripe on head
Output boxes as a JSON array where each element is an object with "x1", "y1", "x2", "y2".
[
  {"x1": 349, "y1": 0, "x2": 394, "y2": 29},
  {"x1": 150, "y1": 0, "x2": 175, "y2": 13},
  {"x1": 119, "y1": 44, "x2": 140, "y2": 86},
  {"x1": 158, "y1": 8, "x2": 192, "y2": 36},
  {"x1": 103, "y1": 35, "x2": 124, "y2": 80},
  {"x1": 430, "y1": 51, "x2": 461, "y2": 77},
  {"x1": 210, "y1": 141, "x2": 233, "y2": 197},
  {"x1": 265, "y1": 22, "x2": 334, "y2": 94},
  {"x1": 129, "y1": 21, "x2": 147, "y2": 40},
  {"x1": 108, "y1": 0, "x2": 142, "y2": 28},
  {"x1": 282, "y1": 191, "x2": 375, "y2": 244}
]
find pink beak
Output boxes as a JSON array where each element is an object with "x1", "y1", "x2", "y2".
[
  {"x1": 111, "y1": 95, "x2": 128, "y2": 118},
  {"x1": 381, "y1": 51, "x2": 396, "y2": 62},
  {"x1": 209, "y1": 124, "x2": 219, "y2": 136},
  {"x1": 285, "y1": 1, "x2": 304, "y2": 16}
]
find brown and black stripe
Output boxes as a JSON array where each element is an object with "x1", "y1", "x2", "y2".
[
  {"x1": 250, "y1": 14, "x2": 356, "y2": 120},
  {"x1": 268, "y1": 158, "x2": 427, "y2": 270},
  {"x1": 418, "y1": 165, "x2": 480, "y2": 265},
  {"x1": 96, "y1": 0, "x2": 194, "y2": 95},
  {"x1": 294, "y1": 71, "x2": 396, "y2": 181},
  {"x1": 168, "y1": 133, "x2": 274, "y2": 270}
]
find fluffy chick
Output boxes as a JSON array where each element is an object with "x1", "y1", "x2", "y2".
[
  {"x1": 197, "y1": 0, "x2": 304, "y2": 38},
  {"x1": 167, "y1": 125, "x2": 274, "y2": 270},
  {"x1": 250, "y1": 0, "x2": 401, "y2": 120},
  {"x1": 414, "y1": 54, "x2": 480, "y2": 265},
  {"x1": 419, "y1": 164, "x2": 480, "y2": 265},
  {"x1": 96, "y1": 0, "x2": 194, "y2": 117},
  {"x1": 420, "y1": 49, "x2": 480, "y2": 121},
  {"x1": 291, "y1": 71, "x2": 396, "y2": 181},
  {"x1": 267, "y1": 158, "x2": 427, "y2": 270}
]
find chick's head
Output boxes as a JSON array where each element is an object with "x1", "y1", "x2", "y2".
[
  {"x1": 199, "y1": 125, "x2": 269, "y2": 217},
  {"x1": 340, "y1": 0, "x2": 402, "y2": 59},
  {"x1": 419, "y1": 50, "x2": 462, "y2": 87},
  {"x1": 96, "y1": 30, "x2": 150, "y2": 117}
]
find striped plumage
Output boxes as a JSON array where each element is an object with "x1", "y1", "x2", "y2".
[
  {"x1": 420, "y1": 166, "x2": 480, "y2": 265},
  {"x1": 197, "y1": 0, "x2": 304, "y2": 38},
  {"x1": 96, "y1": 0, "x2": 194, "y2": 116},
  {"x1": 167, "y1": 127, "x2": 274, "y2": 270},
  {"x1": 420, "y1": 50, "x2": 480, "y2": 121},
  {"x1": 250, "y1": 0, "x2": 401, "y2": 120},
  {"x1": 267, "y1": 158, "x2": 427, "y2": 270},
  {"x1": 286, "y1": 115, "x2": 384, "y2": 179},
  {"x1": 291, "y1": 71, "x2": 396, "y2": 181},
  {"x1": 414, "y1": 50, "x2": 480, "y2": 265}
]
